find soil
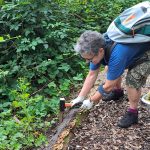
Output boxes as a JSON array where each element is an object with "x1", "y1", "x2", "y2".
[
  {"x1": 40, "y1": 71, "x2": 150, "y2": 150},
  {"x1": 67, "y1": 72, "x2": 150, "y2": 150}
]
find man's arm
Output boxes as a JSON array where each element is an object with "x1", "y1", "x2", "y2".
[
  {"x1": 91, "y1": 77, "x2": 121, "y2": 102},
  {"x1": 78, "y1": 68, "x2": 100, "y2": 97}
]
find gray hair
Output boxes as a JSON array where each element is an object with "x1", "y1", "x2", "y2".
[{"x1": 74, "y1": 30, "x2": 105, "y2": 55}]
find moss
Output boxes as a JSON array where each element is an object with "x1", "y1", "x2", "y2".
[{"x1": 75, "y1": 111, "x2": 89, "y2": 127}]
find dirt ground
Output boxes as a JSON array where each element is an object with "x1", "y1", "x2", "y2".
[{"x1": 68, "y1": 72, "x2": 150, "y2": 150}]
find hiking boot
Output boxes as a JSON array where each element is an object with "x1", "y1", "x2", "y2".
[
  {"x1": 102, "y1": 89, "x2": 124, "y2": 102},
  {"x1": 117, "y1": 111, "x2": 138, "y2": 128}
]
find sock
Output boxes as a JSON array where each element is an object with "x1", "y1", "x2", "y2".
[
  {"x1": 113, "y1": 88, "x2": 123, "y2": 94},
  {"x1": 128, "y1": 108, "x2": 138, "y2": 114}
]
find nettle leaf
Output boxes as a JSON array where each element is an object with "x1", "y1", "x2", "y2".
[
  {"x1": 48, "y1": 69, "x2": 59, "y2": 79},
  {"x1": 59, "y1": 79, "x2": 71, "y2": 92},
  {"x1": 56, "y1": 55, "x2": 63, "y2": 60},
  {"x1": 44, "y1": 44, "x2": 48, "y2": 49},
  {"x1": 35, "y1": 134, "x2": 47, "y2": 147},
  {"x1": 0, "y1": 70, "x2": 9, "y2": 78},
  {"x1": 0, "y1": 36, "x2": 4, "y2": 42},
  {"x1": 0, "y1": 110, "x2": 11, "y2": 118},
  {"x1": 25, "y1": 28, "x2": 34, "y2": 36},
  {"x1": 29, "y1": 37, "x2": 44, "y2": 50},
  {"x1": 12, "y1": 101, "x2": 21, "y2": 108},
  {"x1": 59, "y1": 32, "x2": 67, "y2": 39},
  {"x1": 2, "y1": 102, "x2": 11, "y2": 107},
  {"x1": 31, "y1": 40, "x2": 37, "y2": 46},
  {"x1": 36, "y1": 37, "x2": 44, "y2": 44},
  {"x1": 58, "y1": 63, "x2": 70, "y2": 72},
  {"x1": 37, "y1": 78, "x2": 47, "y2": 84},
  {"x1": 10, "y1": 23, "x2": 21, "y2": 31},
  {"x1": 20, "y1": 93, "x2": 30, "y2": 100},
  {"x1": 73, "y1": 73, "x2": 83, "y2": 81},
  {"x1": 13, "y1": 132, "x2": 24, "y2": 139},
  {"x1": 17, "y1": 44, "x2": 30, "y2": 52},
  {"x1": 21, "y1": 38, "x2": 30, "y2": 44},
  {"x1": 11, "y1": 66, "x2": 20, "y2": 74},
  {"x1": 48, "y1": 82, "x2": 56, "y2": 88}
]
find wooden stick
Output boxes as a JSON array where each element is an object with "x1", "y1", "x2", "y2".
[{"x1": 44, "y1": 108, "x2": 79, "y2": 150}]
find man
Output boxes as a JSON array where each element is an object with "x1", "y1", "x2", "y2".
[{"x1": 71, "y1": 30, "x2": 150, "y2": 128}]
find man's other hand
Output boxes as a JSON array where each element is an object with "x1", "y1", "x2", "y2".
[
  {"x1": 80, "y1": 99, "x2": 93, "y2": 109},
  {"x1": 71, "y1": 96, "x2": 85, "y2": 106}
]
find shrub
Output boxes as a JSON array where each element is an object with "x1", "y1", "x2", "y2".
[{"x1": 0, "y1": 0, "x2": 143, "y2": 149}]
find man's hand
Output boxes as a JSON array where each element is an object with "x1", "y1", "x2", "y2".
[
  {"x1": 80, "y1": 99, "x2": 93, "y2": 109},
  {"x1": 71, "y1": 96, "x2": 85, "y2": 106}
]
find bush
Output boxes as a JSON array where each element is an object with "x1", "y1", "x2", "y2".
[
  {"x1": 0, "y1": 0, "x2": 143, "y2": 149},
  {"x1": 0, "y1": 78, "x2": 58, "y2": 149},
  {"x1": 0, "y1": 0, "x2": 87, "y2": 99},
  {"x1": 0, "y1": 0, "x2": 87, "y2": 149}
]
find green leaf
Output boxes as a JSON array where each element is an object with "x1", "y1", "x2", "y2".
[
  {"x1": 0, "y1": 36, "x2": 4, "y2": 42},
  {"x1": 12, "y1": 101, "x2": 20, "y2": 108},
  {"x1": 73, "y1": 73, "x2": 83, "y2": 81},
  {"x1": 35, "y1": 134, "x2": 47, "y2": 147},
  {"x1": 44, "y1": 44, "x2": 48, "y2": 49},
  {"x1": 0, "y1": 0, "x2": 4, "y2": 5},
  {"x1": 36, "y1": 37, "x2": 43, "y2": 44},
  {"x1": 38, "y1": 78, "x2": 47, "y2": 84},
  {"x1": 48, "y1": 82, "x2": 56, "y2": 88},
  {"x1": 58, "y1": 63, "x2": 70, "y2": 72}
]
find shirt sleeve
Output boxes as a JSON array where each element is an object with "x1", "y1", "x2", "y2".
[
  {"x1": 89, "y1": 62, "x2": 101, "y2": 70},
  {"x1": 107, "y1": 44, "x2": 128, "y2": 80},
  {"x1": 106, "y1": 42, "x2": 150, "y2": 80},
  {"x1": 107, "y1": 58, "x2": 126, "y2": 80}
]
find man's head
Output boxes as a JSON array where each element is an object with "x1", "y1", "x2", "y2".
[{"x1": 74, "y1": 30, "x2": 105, "y2": 64}]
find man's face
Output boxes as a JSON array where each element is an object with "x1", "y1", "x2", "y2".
[{"x1": 81, "y1": 48, "x2": 104, "y2": 64}]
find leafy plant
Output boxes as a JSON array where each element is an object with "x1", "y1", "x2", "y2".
[
  {"x1": 0, "y1": 78, "x2": 58, "y2": 149},
  {"x1": 0, "y1": 0, "x2": 143, "y2": 149}
]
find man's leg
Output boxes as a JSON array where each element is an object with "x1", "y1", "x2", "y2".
[
  {"x1": 102, "y1": 76, "x2": 124, "y2": 101},
  {"x1": 114, "y1": 76, "x2": 122, "y2": 89},
  {"x1": 118, "y1": 50, "x2": 150, "y2": 128},
  {"x1": 117, "y1": 87, "x2": 141, "y2": 128},
  {"x1": 127, "y1": 86, "x2": 141, "y2": 109}
]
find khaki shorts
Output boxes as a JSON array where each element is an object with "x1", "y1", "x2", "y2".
[{"x1": 126, "y1": 50, "x2": 150, "y2": 89}]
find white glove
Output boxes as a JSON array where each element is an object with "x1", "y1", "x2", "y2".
[
  {"x1": 80, "y1": 99, "x2": 93, "y2": 110},
  {"x1": 71, "y1": 96, "x2": 85, "y2": 106}
]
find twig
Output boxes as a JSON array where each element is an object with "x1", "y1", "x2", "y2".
[
  {"x1": 30, "y1": 82, "x2": 50, "y2": 97},
  {"x1": 70, "y1": 13, "x2": 86, "y2": 22}
]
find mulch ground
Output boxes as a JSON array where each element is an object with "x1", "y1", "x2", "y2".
[{"x1": 68, "y1": 72, "x2": 150, "y2": 150}]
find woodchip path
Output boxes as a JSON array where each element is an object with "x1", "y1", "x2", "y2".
[{"x1": 41, "y1": 72, "x2": 150, "y2": 150}]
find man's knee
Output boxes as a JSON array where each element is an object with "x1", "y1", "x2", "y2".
[{"x1": 126, "y1": 60, "x2": 150, "y2": 89}]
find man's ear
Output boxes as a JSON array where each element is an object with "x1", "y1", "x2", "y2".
[{"x1": 99, "y1": 48, "x2": 104, "y2": 53}]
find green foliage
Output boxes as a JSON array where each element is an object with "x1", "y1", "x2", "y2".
[
  {"x1": 0, "y1": 0, "x2": 86, "y2": 98},
  {"x1": 58, "y1": 0, "x2": 144, "y2": 32},
  {"x1": 0, "y1": 78, "x2": 58, "y2": 149},
  {"x1": 0, "y1": 0, "x2": 143, "y2": 149}
]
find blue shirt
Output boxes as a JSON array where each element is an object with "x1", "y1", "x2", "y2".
[{"x1": 90, "y1": 42, "x2": 150, "y2": 80}]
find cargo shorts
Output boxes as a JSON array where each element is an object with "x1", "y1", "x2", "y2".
[{"x1": 126, "y1": 50, "x2": 150, "y2": 89}]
